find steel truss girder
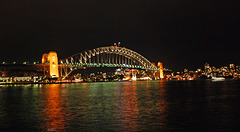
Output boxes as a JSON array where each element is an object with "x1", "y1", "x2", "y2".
[{"x1": 60, "y1": 46, "x2": 156, "y2": 69}]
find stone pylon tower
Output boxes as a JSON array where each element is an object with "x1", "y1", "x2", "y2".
[
  {"x1": 42, "y1": 51, "x2": 59, "y2": 78},
  {"x1": 158, "y1": 62, "x2": 164, "y2": 79}
]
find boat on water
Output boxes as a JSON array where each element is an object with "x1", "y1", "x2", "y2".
[
  {"x1": 138, "y1": 77, "x2": 152, "y2": 81},
  {"x1": 212, "y1": 77, "x2": 225, "y2": 81},
  {"x1": 72, "y1": 78, "x2": 83, "y2": 83}
]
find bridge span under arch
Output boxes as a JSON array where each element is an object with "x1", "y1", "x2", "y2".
[{"x1": 60, "y1": 46, "x2": 158, "y2": 70}]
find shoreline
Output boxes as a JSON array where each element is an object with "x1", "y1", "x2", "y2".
[{"x1": 1, "y1": 78, "x2": 240, "y2": 85}]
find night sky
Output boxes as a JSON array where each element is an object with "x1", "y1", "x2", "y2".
[{"x1": 0, "y1": 0, "x2": 239, "y2": 71}]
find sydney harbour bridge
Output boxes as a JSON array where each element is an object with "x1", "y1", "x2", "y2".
[{"x1": 41, "y1": 45, "x2": 163, "y2": 79}]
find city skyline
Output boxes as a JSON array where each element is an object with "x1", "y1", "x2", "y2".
[{"x1": 1, "y1": 0, "x2": 239, "y2": 71}]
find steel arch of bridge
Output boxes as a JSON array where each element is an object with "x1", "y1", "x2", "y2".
[{"x1": 60, "y1": 46, "x2": 157, "y2": 70}]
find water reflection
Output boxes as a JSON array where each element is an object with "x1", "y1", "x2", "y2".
[
  {"x1": 134, "y1": 80, "x2": 169, "y2": 131},
  {"x1": 1, "y1": 80, "x2": 240, "y2": 131},
  {"x1": 42, "y1": 84, "x2": 70, "y2": 131},
  {"x1": 74, "y1": 82, "x2": 90, "y2": 129},
  {"x1": 120, "y1": 82, "x2": 139, "y2": 131},
  {"x1": 112, "y1": 81, "x2": 170, "y2": 131},
  {"x1": 158, "y1": 80, "x2": 168, "y2": 129}
]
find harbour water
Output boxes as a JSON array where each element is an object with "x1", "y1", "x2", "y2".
[{"x1": 0, "y1": 80, "x2": 240, "y2": 131}]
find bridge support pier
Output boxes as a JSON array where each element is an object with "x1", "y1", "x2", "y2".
[
  {"x1": 158, "y1": 62, "x2": 164, "y2": 79},
  {"x1": 41, "y1": 51, "x2": 59, "y2": 78}
]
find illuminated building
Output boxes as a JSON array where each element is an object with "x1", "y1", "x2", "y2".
[{"x1": 230, "y1": 64, "x2": 235, "y2": 69}]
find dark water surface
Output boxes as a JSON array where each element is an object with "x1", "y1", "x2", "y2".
[{"x1": 1, "y1": 80, "x2": 240, "y2": 131}]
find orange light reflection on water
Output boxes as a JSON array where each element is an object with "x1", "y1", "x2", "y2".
[
  {"x1": 42, "y1": 84, "x2": 69, "y2": 131},
  {"x1": 120, "y1": 82, "x2": 139, "y2": 131},
  {"x1": 158, "y1": 80, "x2": 168, "y2": 128}
]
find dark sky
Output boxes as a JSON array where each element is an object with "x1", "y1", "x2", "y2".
[{"x1": 0, "y1": 0, "x2": 239, "y2": 71}]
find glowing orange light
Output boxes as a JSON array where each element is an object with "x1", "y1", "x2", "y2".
[
  {"x1": 48, "y1": 51, "x2": 59, "y2": 78},
  {"x1": 120, "y1": 83, "x2": 139, "y2": 131},
  {"x1": 43, "y1": 84, "x2": 67, "y2": 131},
  {"x1": 158, "y1": 62, "x2": 164, "y2": 79}
]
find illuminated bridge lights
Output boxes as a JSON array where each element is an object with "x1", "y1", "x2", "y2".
[
  {"x1": 60, "y1": 63, "x2": 157, "y2": 70},
  {"x1": 54, "y1": 46, "x2": 161, "y2": 78}
]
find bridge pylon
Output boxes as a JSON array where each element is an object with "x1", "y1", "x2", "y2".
[
  {"x1": 41, "y1": 51, "x2": 59, "y2": 78},
  {"x1": 158, "y1": 62, "x2": 164, "y2": 79}
]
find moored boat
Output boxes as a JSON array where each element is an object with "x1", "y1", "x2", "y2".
[{"x1": 212, "y1": 77, "x2": 225, "y2": 81}]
